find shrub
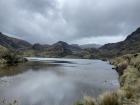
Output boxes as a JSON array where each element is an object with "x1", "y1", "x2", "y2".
[
  {"x1": 2, "y1": 52, "x2": 19, "y2": 64},
  {"x1": 1, "y1": 51, "x2": 27, "y2": 64},
  {"x1": 0, "y1": 45, "x2": 8, "y2": 58}
]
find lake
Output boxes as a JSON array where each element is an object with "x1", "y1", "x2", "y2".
[{"x1": 0, "y1": 58, "x2": 119, "y2": 105}]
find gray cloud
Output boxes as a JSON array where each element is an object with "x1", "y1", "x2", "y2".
[
  {"x1": 62, "y1": 0, "x2": 140, "y2": 37},
  {"x1": 16, "y1": 0, "x2": 57, "y2": 14},
  {"x1": 0, "y1": 0, "x2": 140, "y2": 44}
]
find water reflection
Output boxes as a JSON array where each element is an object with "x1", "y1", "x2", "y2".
[
  {"x1": 0, "y1": 61, "x2": 61, "y2": 77},
  {"x1": 0, "y1": 58, "x2": 119, "y2": 105}
]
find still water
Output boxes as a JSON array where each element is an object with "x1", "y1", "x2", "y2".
[{"x1": 0, "y1": 58, "x2": 119, "y2": 105}]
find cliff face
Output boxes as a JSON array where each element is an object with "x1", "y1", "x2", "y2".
[{"x1": 0, "y1": 32, "x2": 32, "y2": 50}]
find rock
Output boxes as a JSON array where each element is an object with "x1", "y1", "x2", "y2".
[{"x1": 116, "y1": 62, "x2": 128, "y2": 75}]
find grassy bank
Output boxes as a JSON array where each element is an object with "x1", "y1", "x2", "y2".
[{"x1": 75, "y1": 53, "x2": 140, "y2": 105}]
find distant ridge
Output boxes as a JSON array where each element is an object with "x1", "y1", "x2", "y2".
[
  {"x1": 80, "y1": 44, "x2": 102, "y2": 49},
  {"x1": 45, "y1": 41, "x2": 81, "y2": 57}
]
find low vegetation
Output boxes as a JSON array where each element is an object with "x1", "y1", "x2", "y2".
[
  {"x1": 0, "y1": 45, "x2": 27, "y2": 65},
  {"x1": 75, "y1": 53, "x2": 140, "y2": 105}
]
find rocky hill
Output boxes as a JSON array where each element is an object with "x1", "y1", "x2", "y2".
[{"x1": 45, "y1": 41, "x2": 80, "y2": 57}]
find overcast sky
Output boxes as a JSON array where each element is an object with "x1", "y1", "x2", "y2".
[{"x1": 0, "y1": 0, "x2": 140, "y2": 45}]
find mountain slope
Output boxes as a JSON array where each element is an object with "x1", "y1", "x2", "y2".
[
  {"x1": 0, "y1": 32, "x2": 32, "y2": 49},
  {"x1": 100, "y1": 27, "x2": 140, "y2": 57},
  {"x1": 32, "y1": 43, "x2": 50, "y2": 51}
]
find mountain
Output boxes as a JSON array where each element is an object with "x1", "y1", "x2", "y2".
[
  {"x1": 100, "y1": 27, "x2": 140, "y2": 57},
  {"x1": 21, "y1": 41, "x2": 82, "y2": 57},
  {"x1": 0, "y1": 32, "x2": 81, "y2": 57},
  {"x1": 46, "y1": 41, "x2": 73, "y2": 57},
  {"x1": 80, "y1": 44, "x2": 102, "y2": 49},
  {"x1": 1, "y1": 27, "x2": 140, "y2": 58},
  {"x1": 0, "y1": 32, "x2": 32, "y2": 50},
  {"x1": 32, "y1": 43, "x2": 50, "y2": 51}
]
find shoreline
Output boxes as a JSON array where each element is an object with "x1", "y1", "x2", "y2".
[{"x1": 76, "y1": 53, "x2": 140, "y2": 105}]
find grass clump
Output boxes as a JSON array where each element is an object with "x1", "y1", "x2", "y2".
[
  {"x1": 75, "y1": 92, "x2": 120, "y2": 105},
  {"x1": 98, "y1": 92, "x2": 119, "y2": 105},
  {"x1": 75, "y1": 96, "x2": 97, "y2": 105}
]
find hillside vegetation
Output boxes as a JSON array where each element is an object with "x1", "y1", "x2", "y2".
[{"x1": 0, "y1": 45, "x2": 27, "y2": 64}]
